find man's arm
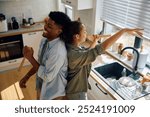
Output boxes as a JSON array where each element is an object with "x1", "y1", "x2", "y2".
[
  {"x1": 23, "y1": 46, "x2": 40, "y2": 71},
  {"x1": 19, "y1": 67, "x2": 37, "y2": 88}
]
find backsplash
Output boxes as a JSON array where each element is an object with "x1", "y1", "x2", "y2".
[{"x1": 0, "y1": 0, "x2": 57, "y2": 24}]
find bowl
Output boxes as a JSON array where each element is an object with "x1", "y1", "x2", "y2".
[{"x1": 119, "y1": 77, "x2": 136, "y2": 87}]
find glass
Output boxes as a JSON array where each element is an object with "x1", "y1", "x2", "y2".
[
  {"x1": 0, "y1": 34, "x2": 23, "y2": 62},
  {"x1": 133, "y1": 83, "x2": 143, "y2": 98}
]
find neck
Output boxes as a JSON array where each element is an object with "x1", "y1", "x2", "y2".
[
  {"x1": 72, "y1": 41, "x2": 80, "y2": 47},
  {"x1": 47, "y1": 36, "x2": 59, "y2": 41}
]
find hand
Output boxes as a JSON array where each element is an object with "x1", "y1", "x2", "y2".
[
  {"x1": 87, "y1": 34, "x2": 101, "y2": 42},
  {"x1": 141, "y1": 74, "x2": 150, "y2": 84},
  {"x1": 19, "y1": 75, "x2": 29, "y2": 88},
  {"x1": 123, "y1": 28, "x2": 144, "y2": 36},
  {"x1": 23, "y1": 46, "x2": 34, "y2": 60},
  {"x1": 93, "y1": 34, "x2": 101, "y2": 42}
]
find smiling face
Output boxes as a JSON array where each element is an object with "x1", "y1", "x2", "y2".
[{"x1": 43, "y1": 17, "x2": 62, "y2": 40}]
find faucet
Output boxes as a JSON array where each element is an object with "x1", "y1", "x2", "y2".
[{"x1": 120, "y1": 47, "x2": 140, "y2": 80}]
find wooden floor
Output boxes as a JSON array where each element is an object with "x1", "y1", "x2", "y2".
[{"x1": 0, "y1": 65, "x2": 36, "y2": 100}]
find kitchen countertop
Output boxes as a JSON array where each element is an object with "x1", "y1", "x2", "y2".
[
  {"x1": 90, "y1": 51, "x2": 150, "y2": 100},
  {"x1": 0, "y1": 22, "x2": 44, "y2": 38}
]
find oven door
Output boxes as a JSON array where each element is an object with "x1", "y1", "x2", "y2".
[
  {"x1": 0, "y1": 34, "x2": 24, "y2": 71},
  {"x1": 0, "y1": 34, "x2": 23, "y2": 62}
]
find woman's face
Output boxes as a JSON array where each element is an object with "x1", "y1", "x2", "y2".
[
  {"x1": 78, "y1": 24, "x2": 87, "y2": 44},
  {"x1": 43, "y1": 17, "x2": 62, "y2": 39}
]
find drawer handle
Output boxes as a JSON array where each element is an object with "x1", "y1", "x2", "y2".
[
  {"x1": 95, "y1": 83, "x2": 107, "y2": 95},
  {"x1": 28, "y1": 32, "x2": 36, "y2": 35},
  {"x1": 8, "y1": 60, "x2": 17, "y2": 63}
]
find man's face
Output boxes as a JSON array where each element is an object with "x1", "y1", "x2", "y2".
[{"x1": 43, "y1": 17, "x2": 62, "y2": 39}]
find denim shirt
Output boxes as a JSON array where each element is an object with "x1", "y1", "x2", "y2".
[{"x1": 37, "y1": 37, "x2": 68, "y2": 99}]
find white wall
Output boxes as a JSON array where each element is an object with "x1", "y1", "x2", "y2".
[
  {"x1": 0, "y1": 0, "x2": 57, "y2": 24},
  {"x1": 91, "y1": 0, "x2": 104, "y2": 34},
  {"x1": 76, "y1": 9, "x2": 93, "y2": 34}
]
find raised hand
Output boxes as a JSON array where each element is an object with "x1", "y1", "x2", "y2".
[
  {"x1": 23, "y1": 46, "x2": 34, "y2": 60},
  {"x1": 124, "y1": 28, "x2": 144, "y2": 36}
]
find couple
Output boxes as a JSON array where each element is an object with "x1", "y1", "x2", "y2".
[{"x1": 19, "y1": 11, "x2": 142, "y2": 100}]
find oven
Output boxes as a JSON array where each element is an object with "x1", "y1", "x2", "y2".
[
  {"x1": 0, "y1": 34, "x2": 23, "y2": 62},
  {"x1": 0, "y1": 34, "x2": 24, "y2": 72}
]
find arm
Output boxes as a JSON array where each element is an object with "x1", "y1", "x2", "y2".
[
  {"x1": 23, "y1": 46, "x2": 40, "y2": 71},
  {"x1": 19, "y1": 46, "x2": 39, "y2": 88},
  {"x1": 101, "y1": 28, "x2": 143, "y2": 50},
  {"x1": 19, "y1": 67, "x2": 37, "y2": 88},
  {"x1": 87, "y1": 34, "x2": 111, "y2": 49},
  {"x1": 88, "y1": 35, "x2": 99, "y2": 49},
  {"x1": 68, "y1": 44, "x2": 104, "y2": 69}
]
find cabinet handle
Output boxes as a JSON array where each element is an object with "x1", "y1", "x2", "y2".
[
  {"x1": 8, "y1": 60, "x2": 17, "y2": 63},
  {"x1": 95, "y1": 83, "x2": 108, "y2": 95},
  {"x1": 66, "y1": 1, "x2": 71, "y2": 4},
  {"x1": 28, "y1": 32, "x2": 36, "y2": 35}
]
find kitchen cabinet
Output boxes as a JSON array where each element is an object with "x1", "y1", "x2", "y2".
[
  {"x1": 0, "y1": 0, "x2": 21, "y2": 1},
  {"x1": 61, "y1": 0, "x2": 93, "y2": 10},
  {"x1": 87, "y1": 76, "x2": 114, "y2": 100},
  {"x1": 23, "y1": 31, "x2": 43, "y2": 60}
]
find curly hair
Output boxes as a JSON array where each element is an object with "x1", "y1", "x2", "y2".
[
  {"x1": 49, "y1": 11, "x2": 71, "y2": 40},
  {"x1": 63, "y1": 21, "x2": 83, "y2": 44}
]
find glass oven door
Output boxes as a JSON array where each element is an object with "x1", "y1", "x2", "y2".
[{"x1": 0, "y1": 34, "x2": 23, "y2": 62}]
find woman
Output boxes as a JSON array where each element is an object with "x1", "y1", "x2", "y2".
[{"x1": 64, "y1": 21, "x2": 143, "y2": 100}]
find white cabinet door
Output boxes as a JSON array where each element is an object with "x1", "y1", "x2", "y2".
[
  {"x1": 61, "y1": 0, "x2": 76, "y2": 7},
  {"x1": 22, "y1": 31, "x2": 43, "y2": 60},
  {"x1": 61, "y1": 0, "x2": 93, "y2": 10},
  {"x1": 87, "y1": 76, "x2": 114, "y2": 100}
]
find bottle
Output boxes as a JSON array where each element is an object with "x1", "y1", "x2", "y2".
[
  {"x1": 22, "y1": 13, "x2": 27, "y2": 26},
  {"x1": 121, "y1": 68, "x2": 127, "y2": 77},
  {"x1": 118, "y1": 43, "x2": 123, "y2": 54},
  {"x1": 11, "y1": 17, "x2": 19, "y2": 29}
]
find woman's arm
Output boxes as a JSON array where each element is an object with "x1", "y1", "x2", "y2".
[{"x1": 101, "y1": 28, "x2": 143, "y2": 50}]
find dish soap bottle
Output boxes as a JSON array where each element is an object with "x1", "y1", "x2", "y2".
[{"x1": 121, "y1": 68, "x2": 127, "y2": 77}]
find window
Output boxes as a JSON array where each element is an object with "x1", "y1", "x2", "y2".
[
  {"x1": 101, "y1": 0, "x2": 150, "y2": 66},
  {"x1": 101, "y1": 0, "x2": 150, "y2": 39}
]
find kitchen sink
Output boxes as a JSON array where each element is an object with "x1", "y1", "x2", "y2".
[
  {"x1": 93, "y1": 62, "x2": 132, "y2": 80},
  {"x1": 92, "y1": 62, "x2": 150, "y2": 100}
]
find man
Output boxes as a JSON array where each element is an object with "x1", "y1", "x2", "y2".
[{"x1": 19, "y1": 11, "x2": 71, "y2": 100}]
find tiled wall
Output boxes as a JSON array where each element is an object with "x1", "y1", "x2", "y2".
[{"x1": 0, "y1": 0, "x2": 57, "y2": 24}]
